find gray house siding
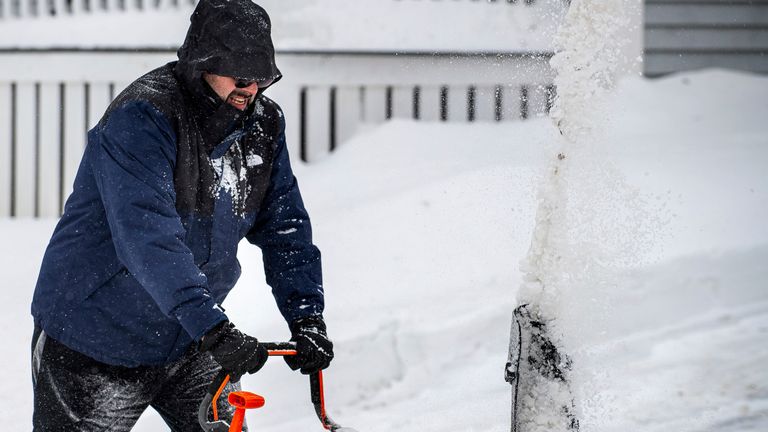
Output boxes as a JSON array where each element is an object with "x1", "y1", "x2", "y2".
[{"x1": 645, "y1": 0, "x2": 768, "y2": 76}]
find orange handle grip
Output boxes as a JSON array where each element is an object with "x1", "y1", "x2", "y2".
[
  {"x1": 268, "y1": 349, "x2": 297, "y2": 356},
  {"x1": 227, "y1": 391, "x2": 265, "y2": 432}
]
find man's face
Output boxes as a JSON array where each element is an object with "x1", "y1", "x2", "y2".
[{"x1": 203, "y1": 73, "x2": 259, "y2": 111}]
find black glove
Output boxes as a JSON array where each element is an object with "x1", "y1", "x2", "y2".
[
  {"x1": 200, "y1": 321, "x2": 269, "y2": 382},
  {"x1": 284, "y1": 316, "x2": 334, "y2": 374}
]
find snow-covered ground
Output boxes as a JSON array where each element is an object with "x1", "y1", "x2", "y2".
[{"x1": 1, "y1": 69, "x2": 767, "y2": 431}]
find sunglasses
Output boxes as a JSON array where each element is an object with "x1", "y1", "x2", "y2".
[{"x1": 235, "y1": 77, "x2": 274, "y2": 89}]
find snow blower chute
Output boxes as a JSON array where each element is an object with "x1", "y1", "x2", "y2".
[{"x1": 505, "y1": 304, "x2": 579, "y2": 432}]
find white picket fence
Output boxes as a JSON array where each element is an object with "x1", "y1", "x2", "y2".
[{"x1": 0, "y1": 51, "x2": 555, "y2": 218}]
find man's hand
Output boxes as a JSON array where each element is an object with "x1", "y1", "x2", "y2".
[
  {"x1": 284, "y1": 316, "x2": 334, "y2": 374},
  {"x1": 200, "y1": 321, "x2": 268, "y2": 382}
]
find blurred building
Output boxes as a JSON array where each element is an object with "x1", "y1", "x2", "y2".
[{"x1": 644, "y1": 0, "x2": 768, "y2": 76}]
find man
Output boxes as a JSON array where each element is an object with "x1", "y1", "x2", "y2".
[{"x1": 30, "y1": 0, "x2": 333, "y2": 430}]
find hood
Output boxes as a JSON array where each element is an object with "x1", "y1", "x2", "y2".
[{"x1": 175, "y1": 0, "x2": 282, "y2": 92}]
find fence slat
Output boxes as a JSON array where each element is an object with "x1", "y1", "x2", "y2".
[
  {"x1": 528, "y1": 84, "x2": 550, "y2": 119},
  {"x1": 14, "y1": 0, "x2": 23, "y2": 16},
  {"x1": 500, "y1": 84, "x2": 522, "y2": 121},
  {"x1": 474, "y1": 85, "x2": 497, "y2": 122},
  {"x1": 87, "y1": 82, "x2": 111, "y2": 130},
  {"x1": 447, "y1": 85, "x2": 470, "y2": 122},
  {"x1": 0, "y1": 84, "x2": 11, "y2": 217},
  {"x1": 335, "y1": 86, "x2": 360, "y2": 147},
  {"x1": 14, "y1": 83, "x2": 36, "y2": 217},
  {"x1": 280, "y1": 91, "x2": 302, "y2": 162},
  {"x1": 105, "y1": 0, "x2": 120, "y2": 12},
  {"x1": 112, "y1": 81, "x2": 130, "y2": 100},
  {"x1": 1, "y1": 0, "x2": 11, "y2": 18},
  {"x1": 70, "y1": 0, "x2": 82, "y2": 13},
  {"x1": 418, "y1": 86, "x2": 441, "y2": 122},
  {"x1": 303, "y1": 86, "x2": 331, "y2": 162},
  {"x1": 53, "y1": 0, "x2": 67, "y2": 15},
  {"x1": 362, "y1": 86, "x2": 387, "y2": 124},
  {"x1": 62, "y1": 82, "x2": 86, "y2": 213},
  {"x1": 391, "y1": 86, "x2": 414, "y2": 120},
  {"x1": 264, "y1": 84, "x2": 301, "y2": 160},
  {"x1": 38, "y1": 83, "x2": 61, "y2": 217}
]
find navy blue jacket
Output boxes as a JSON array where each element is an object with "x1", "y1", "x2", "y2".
[
  {"x1": 32, "y1": 0, "x2": 323, "y2": 367},
  {"x1": 32, "y1": 83, "x2": 323, "y2": 366}
]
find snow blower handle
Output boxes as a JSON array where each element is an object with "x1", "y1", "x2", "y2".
[
  {"x1": 199, "y1": 341, "x2": 357, "y2": 432},
  {"x1": 199, "y1": 342, "x2": 297, "y2": 432},
  {"x1": 205, "y1": 342, "x2": 297, "y2": 394}
]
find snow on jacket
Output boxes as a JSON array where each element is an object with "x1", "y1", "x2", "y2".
[{"x1": 31, "y1": 0, "x2": 323, "y2": 367}]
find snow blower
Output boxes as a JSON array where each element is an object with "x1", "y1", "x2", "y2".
[
  {"x1": 199, "y1": 342, "x2": 357, "y2": 432},
  {"x1": 505, "y1": 304, "x2": 579, "y2": 432}
]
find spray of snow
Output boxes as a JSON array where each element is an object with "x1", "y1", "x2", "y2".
[
  {"x1": 548, "y1": 0, "x2": 632, "y2": 143},
  {"x1": 518, "y1": 0, "x2": 637, "y2": 318},
  {"x1": 515, "y1": 0, "x2": 669, "y2": 430}
]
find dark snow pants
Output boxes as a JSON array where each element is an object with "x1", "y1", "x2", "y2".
[{"x1": 31, "y1": 326, "x2": 245, "y2": 431}]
